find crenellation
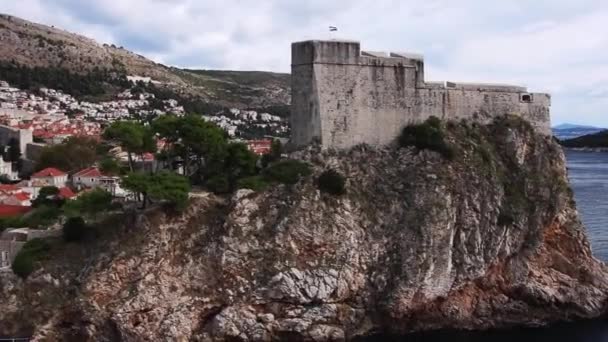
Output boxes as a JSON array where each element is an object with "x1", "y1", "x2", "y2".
[{"x1": 291, "y1": 39, "x2": 552, "y2": 149}]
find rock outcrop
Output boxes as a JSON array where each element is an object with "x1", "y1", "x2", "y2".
[{"x1": 1, "y1": 117, "x2": 607, "y2": 341}]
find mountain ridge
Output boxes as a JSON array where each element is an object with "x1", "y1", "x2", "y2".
[{"x1": 0, "y1": 13, "x2": 290, "y2": 109}]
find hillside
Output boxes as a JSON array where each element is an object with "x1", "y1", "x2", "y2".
[
  {"x1": 553, "y1": 123, "x2": 605, "y2": 141},
  {"x1": 0, "y1": 14, "x2": 290, "y2": 109},
  {"x1": 560, "y1": 129, "x2": 608, "y2": 148},
  {"x1": 1, "y1": 117, "x2": 607, "y2": 340}
]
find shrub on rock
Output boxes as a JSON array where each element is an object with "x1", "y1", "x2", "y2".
[{"x1": 317, "y1": 169, "x2": 346, "y2": 196}]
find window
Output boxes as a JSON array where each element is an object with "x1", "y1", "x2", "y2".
[{"x1": 521, "y1": 94, "x2": 533, "y2": 103}]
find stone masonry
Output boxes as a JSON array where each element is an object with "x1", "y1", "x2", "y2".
[{"x1": 290, "y1": 40, "x2": 551, "y2": 149}]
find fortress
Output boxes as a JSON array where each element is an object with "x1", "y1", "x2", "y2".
[{"x1": 290, "y1": 40, "x2": 551, "y2": 149}]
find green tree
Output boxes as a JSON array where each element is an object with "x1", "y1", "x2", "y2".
[
  {"x1": 222, "y1": 142, "x2": 258, "y2": 188},
  {"x1": 99, "y1": 157, "x2": 122, "y2": 176},
  {"x1": 63, "y1": 216, "x2": 87, "y2": 242},
  {"x1": 63, "y1": 189, "x2": 113, "y2": 220},
  {"x1": 121, "y1": 172, "x2": 150, "y2": 207},
  {"x1": 31, "y1": 186, "x2": 62, "y2": 208},
  {"x1": 11, "y1": 238, "x2": 51, "y2": 279},
  {"x1": 103, "y1": 121, "x2": 156, "y2": 171},
  {"x1": 152, "y1": 115, "x2": 227, "y2": 180},
  {"x1": 261, "y1": 139, "x2": 283, "y2": 167},
  {"x1": 121, "y1": 171, "x2": 190, "y2": 210},
  {"x1": 36, "y1": 136, "x2": 99, "y2": 172}
]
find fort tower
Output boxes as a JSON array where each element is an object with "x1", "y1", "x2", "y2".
[{"x1": 290, "y1": 40, "x2": 551, "y2": 149}]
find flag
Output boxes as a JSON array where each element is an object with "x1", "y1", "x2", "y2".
[{"x1": 329, "y1": 26, "x2": 338, "y2": 32}]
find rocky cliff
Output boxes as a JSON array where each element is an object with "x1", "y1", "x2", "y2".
[{"x1": 1, "y1": 116, "x2": 607, "y2": 341}]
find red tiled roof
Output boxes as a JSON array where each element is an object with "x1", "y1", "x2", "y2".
[
  {"x1": 13, "y1": 192, "x2": 30, "y2": 201},
  {"x1": 0, "y1": 184, "x2": 18, "y2": 192},
  {"x1": 32, "y1": 167, "x2": 67, "y2": 178},
  {"x1": 74, "y1": 167, "x2": 103, "y2": 178},
  {"x1": 58, "y1": 187, "x2": 76, "y2": 199},
  {"x1": 0, "y1": 205, "x2": 31, "y2": 217}
]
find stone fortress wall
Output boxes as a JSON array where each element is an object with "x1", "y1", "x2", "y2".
[{"x1": 290, "y1": 40, "x2": 552, "y2": 149}]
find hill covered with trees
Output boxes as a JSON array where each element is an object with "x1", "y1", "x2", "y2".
[{"x1": 560, "y1": 129, "x2": 608, "y2": 148}]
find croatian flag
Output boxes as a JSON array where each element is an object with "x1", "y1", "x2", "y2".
[{"x1": 329, "y1": 26, "x2": 338, "y2": 32}]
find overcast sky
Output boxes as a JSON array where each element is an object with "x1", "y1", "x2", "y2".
[{"x1": 2, "y1": 0, "x2": 608, "y2": 126}]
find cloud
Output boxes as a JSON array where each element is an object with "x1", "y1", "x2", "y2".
[{"x1": 1, "y1": 0, "x2": 607, "y2": 126}]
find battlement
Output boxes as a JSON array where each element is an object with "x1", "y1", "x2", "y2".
[
  {"x1": 292, "y1": 40, "x2": 423, "y2": 68},
  {"x1": 290, "y1": 40, "x2": 551, "y2": 149}
]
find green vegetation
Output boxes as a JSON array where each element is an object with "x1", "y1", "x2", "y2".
[
  {"x1": 62, "y1": 216, "x2": 87, "y2": 242},
  {"x1": 31, "y1": 186, "x2": 63, "y2": 208},
  {"x1": 11, "y1": 238, "x2": 52, "y2": 279},
  {"x1": 237, "y1": 175, "x2": 270, "y2": 191},
  {"x1": 0, "y1": 61, "x2": 129, "y2": 100},
  {"x1": 24, "y1": 206, "x2": 62, "y2": 228},
  {"x1": 121, "y1": 171, "x2": 190, "y2": 210},
  {"x1": 262, "y1": 160, "x2": 311, "y2": 185},
  {"x1": 261, "y1": 139, "x2": 283, "y2": 167},
  {"x1": 316, "y1": 169, "x2": 347, "y2": 196},
  {"x1": 560, "y1": 130, "x2": 608, "y2": 148},
  {"x1": 63, "y1": 189, "x2": 113, "y2": 220},
  {"x1": 103, "y1": 121, "x2": 156, "y2": 171},
  {"x1": 399, "y1": 116, "x2": 455, "y2": 160},
  {"x1": 36, "y1": 136, "x2": 100, "y2": 172}
]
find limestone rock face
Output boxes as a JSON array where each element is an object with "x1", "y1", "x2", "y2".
[{"x1": 1, "y1": 118, "x2": 607, "y2": 341}]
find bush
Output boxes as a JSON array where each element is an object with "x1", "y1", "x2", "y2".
[
  {"x1": 206, "y1": 175, "x2": 231, "y2": 194},
  {"x1": 399, "y1": 116, "x2": 455, "y2": 160},
  {"x1": 11, "y1": 238, "x2": 52, "y2": 279},
  {"x1": 63, "y1": 216, "x2": 87, "y2": 242},
  {"x1": 316, "y1": 169, "x2": 346, "y2": 195},
  {"x1": 263, "y1": 160, "x2": 311, "y2": 185},
  {"x1": 23, "y1": 205, "x2": 62, "y2": 228},
  {"x1": 237, "y1": 175, "x2": 270, "y2": 192}
]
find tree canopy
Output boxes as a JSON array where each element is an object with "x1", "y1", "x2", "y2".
[
  {"x1": 103, "y1": 121, "x2": 156, "y2": 171},
  {"x1": 121, "y1": 171, "x2": 190, "y2": 210},
  {"x1": 36, "y1": 136, "x2": 99, "y2": 172}
]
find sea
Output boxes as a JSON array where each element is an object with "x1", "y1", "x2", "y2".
[{"x1": 386, "y1": 150, "x2": 608, "y2": 341}]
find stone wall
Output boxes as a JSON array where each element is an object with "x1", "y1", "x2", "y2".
[
  {"x1": 0, "y1": 124, "x2": 33, "y2": 157},
  {"x1": 291, "y1": 40, "x2": 551, "y2": 149}
]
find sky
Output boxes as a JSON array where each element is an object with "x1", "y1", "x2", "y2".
[{"x1": 2, "y1": 0, "x2": 608, "y2": 127}]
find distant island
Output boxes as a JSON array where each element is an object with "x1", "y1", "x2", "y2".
[
  {"x1": 553, "y1": 123, "x2": 605, "y2": 140},
  {"x1": 560, "y1": 129, "x2": 608, "y2": 149}
]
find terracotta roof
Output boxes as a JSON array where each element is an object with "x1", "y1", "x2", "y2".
[
  {"x1": 0, "y1": 184, "x2": 19, "y2": 192},
  {"x1": 13, "y1": 192, "x2": 30, "y2": 201},
  {"x1": 0, "y1": 205, "x2": 31, "y2": 217},
  {"x1": 32, "y1": 167, "x2": 67, "y2": 178},
  {"x1": 74, "y1": 167, "x2": 103, "y2": 178},
  {"x1": 58, "y1": 187, "x2": 76, "y2": 199}
]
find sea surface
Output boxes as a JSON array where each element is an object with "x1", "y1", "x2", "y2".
[
  {"x1": 387, "y1": 150, "x2": 608, "y2": 341},
  {"x1": 566, "y1": 150, "x2": 608, "y2": 261}
]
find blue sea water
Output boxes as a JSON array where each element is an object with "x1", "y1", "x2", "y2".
[{"x1": 566, "y1": 150, "x2": 608, "y2": 262}]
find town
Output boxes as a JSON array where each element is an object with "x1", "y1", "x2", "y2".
[{"x1": 0, "y1": 77, "x2": 292, "y2": 272}]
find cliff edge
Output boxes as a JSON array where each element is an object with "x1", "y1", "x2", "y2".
[{"x1": 1, "y1": 116, "x2": 607, "y2": 341}]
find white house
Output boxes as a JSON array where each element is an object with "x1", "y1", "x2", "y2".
[
  {"x1": 72, "y1": 167, "x2": 104, "y2": 189},
  {"x1": 30, "y1": 167, "x2": 68, "y2": 188},
  {"x1": 73, "y1": 167, "x2": 129, "y2": 198},
  {"x1": 0, "y1": 158, "x2": 19, "y2": 181}
]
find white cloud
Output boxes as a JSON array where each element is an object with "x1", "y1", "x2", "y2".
[{"x1": 1, "y1": 0, "x2": 608, "y2": 126}]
